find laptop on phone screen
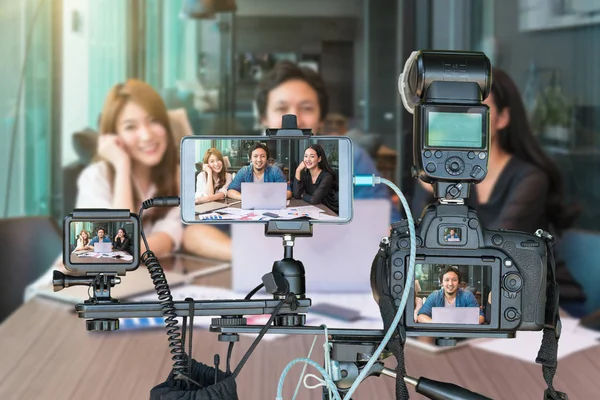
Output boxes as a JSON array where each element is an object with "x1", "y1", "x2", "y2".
[{"x1": 241, "y1": 182, "x2": 287, "y2": 210}]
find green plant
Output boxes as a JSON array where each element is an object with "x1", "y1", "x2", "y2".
[{"x1": 531, "y1": 72, "x2": 572, "y2": 132}]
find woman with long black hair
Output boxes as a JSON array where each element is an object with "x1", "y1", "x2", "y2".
[
  {"x1": 292, "y1": 144, "x2": 339, "y2": 214},
  {"x1": 413, "y1": 67, "x2": 586, "y2": 313}
]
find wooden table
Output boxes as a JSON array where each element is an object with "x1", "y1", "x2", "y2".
[{"x1": 1, "y1": 260, "x2": 598, "y2": 400}]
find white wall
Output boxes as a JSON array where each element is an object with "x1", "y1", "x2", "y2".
[
  {"x1": 236, "y1": 0, "x2": 362, "y2": 17},
  {"x1": 61, "y1": 0, "x2": 90, "y2": 166}
]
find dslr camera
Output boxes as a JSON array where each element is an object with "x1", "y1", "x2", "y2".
[{"x1": 372, "y1": 51, "x2": 547, "y2": 341}]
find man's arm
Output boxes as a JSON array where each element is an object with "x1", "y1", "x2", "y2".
[
  {"x1": 226, "y1": 168, "x2": 245, "y2": 200},
  {"x1": 416, "y1": 291, "x2": 436, "y2": 323}
]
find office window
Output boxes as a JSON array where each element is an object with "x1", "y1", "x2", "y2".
[{"x1": 1, "y1": 0, "x2": 54, "y2": 217}]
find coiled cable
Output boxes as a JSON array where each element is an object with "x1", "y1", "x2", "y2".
[{"x1": 138, "y1": 197, "x2": 194, "y2": 381}]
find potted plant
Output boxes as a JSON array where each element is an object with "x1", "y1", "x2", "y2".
[{"x1": 531, "y1": 71, "x2": 572, "y2": 143}]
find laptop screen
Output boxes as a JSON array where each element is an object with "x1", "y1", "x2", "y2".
[{"x1": 241, "y1": 182, "x2": 287, "y2": 210}]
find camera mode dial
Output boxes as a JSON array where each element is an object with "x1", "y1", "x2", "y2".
[{"x1": 444, "y1": 156, "x2": 465, "y2": 176}]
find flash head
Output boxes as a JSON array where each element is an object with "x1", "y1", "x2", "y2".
[
  {"x1": 399, "y1": 51, "x2": 493, "y2": 187},
  {"x1": 63, "y1": 209, "x2": 140, "y2": 276},
  {"x1": 399, "y1": 50, "x2": 492, "y2": 113}
]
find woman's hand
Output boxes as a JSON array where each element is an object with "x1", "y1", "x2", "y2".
[
  {"x1": 202, "y1": 164, "x2": 212, "y2": 175},
  {"x1": 97, "y1": 134, "x2": 130, "y2": 167},
  {"x1": 195, "y1": 196, "x2": 208, "y2": 204},
  {"x1": 295, "y1": 161, "x2": 306, "y2": 179}
]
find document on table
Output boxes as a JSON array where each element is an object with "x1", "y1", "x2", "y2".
[{"x1": 470, "y1": 316, "x2": 600, "y2": 363}]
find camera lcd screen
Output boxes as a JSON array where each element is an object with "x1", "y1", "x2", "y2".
[
  {"x1": 180, "y1": 136, "x2": 353, "y2": 224},
  {"x1": 426, "y1": 112, "x2": 483, "y2": 148},
  {"x1": 68, "y1": 221, "x2": 136, "y2": 265},
  {"x1": 412, "y1": 263, "x2": 492, "y2": 325}
]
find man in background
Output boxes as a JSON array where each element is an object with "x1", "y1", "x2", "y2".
[{"x1": 254, "y1": 61, "x2": 400, "y2": 221}]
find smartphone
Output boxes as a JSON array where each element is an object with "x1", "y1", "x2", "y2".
[
  {"x1": 310, "y1": 303, "x2": 362, "y2": 322},
  {"x1": 180, "y1": 135, "x2": 353, "y2": 224}
]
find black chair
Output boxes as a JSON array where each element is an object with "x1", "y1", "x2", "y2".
[{"x1": 0, "y1": 216, "x2": 61, "y2": 323}]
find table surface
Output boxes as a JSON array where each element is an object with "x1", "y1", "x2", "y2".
[
  {"x1": 195, "y1": 197, "x2": 336, "y2": 220},
  {"x1": 69, "y1": 251, "x2": 131, "y2": 264},
  {"x1": 1, "y1": 257, "x2": 599, "y2": 400}
]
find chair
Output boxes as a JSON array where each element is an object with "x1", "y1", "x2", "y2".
[
  {"x1": 559, "y1": 229, "x2": 600, "y2": 315},
  {"x1": 0, "y1": 216, "x2": 61, "y2": 323}
]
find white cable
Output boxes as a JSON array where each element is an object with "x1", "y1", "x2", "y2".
[
  {"x1": 291, "y1": 335, "x2": 319, "y2": 400},
  {"x1": 341, "y1": 176, "x2": 416, "y2": 400},
  {"x1": 275, "y1": 175, "x2": 416, "y2": 400}
]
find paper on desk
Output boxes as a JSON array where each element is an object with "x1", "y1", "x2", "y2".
[
  {"x1": 471, "y1": 317, "x2": 600, "y2": 363},
  {"x1": 129, "y1": 285, "x2": 281, "y2": 340}
]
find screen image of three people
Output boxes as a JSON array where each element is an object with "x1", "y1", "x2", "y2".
[
  {"x1": 195, "y1": 142, "x2": 339, "y2": 215},
  {"x1": 72, "y1": 226, "x2": 133, "y2": 254}
]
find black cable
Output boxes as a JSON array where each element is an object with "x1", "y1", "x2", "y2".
[
  {"x1": 186, "y1": 297, "x2": 195, "y2": 379},
  {"x1": 226, "y1": 342, "x2": 234, "y2": 374},
  {"x1": 232, "y1": 294, "x2": 295, "y2": 379},
  {"x1": 138, "y1": 197, "x2": 192, "y2": 380},
  {"x1": 244, "y1": 283, "x2": 264, "y2": 300},
  {"x1": 4, "y1": 0, "x2": 46, "y2": 217}
]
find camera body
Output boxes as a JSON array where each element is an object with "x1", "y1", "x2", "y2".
[
  {"x1": 371, "y1": 50, "x2": 548, "y2": 338},
  {"x1": 388, "y1": 204, "x2": 547, "y2": 335}
]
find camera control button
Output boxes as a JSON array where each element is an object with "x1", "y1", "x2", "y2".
[
  {"x1": 393, "y1": 258, "x2": 403, "y2": 267},
  {"x1": 426, "y1": 163, "x2": 436, "y2": 173},
  {"x1": 445, "y1": 157, "x2": 464, "y2": 175},
  {"x1": 468, "y1": 218, "x2": 479, "y2": 229},
  {"x1": 503, "y1": 273, "x2": 523, "y2": 292},
  {"x1": 478, "y1": 152, "x2": 487, "y2": 160},
  {"x1": 393, "y1": 271, "x2": 403, "y2": 280},
  {"x1": 424, "y1": 150, "x2": 432, "y2": 158},
  {"x1": 467, "y1": 151, "x2": 476, "y2": 159},
  {"x1": 434, "y1": 150, "x2": 443, "y2": 159},
  {"x1": 393, "y1": 285, "x2": 403, "y2": 294},
  {"x1": 470, "y1": 165, "x2": 485, "y2": 179},
  {"x1": 492, "y1": 235, "x2": 503, "y2": 246},
  {"x1": 504, "y1": 307, "x2": 520, "y2": 322},
  {"x1": 504, "y1": 259, "x2": 513, "y2": 268},
  {"x1": 399, "y1": 239, "x2": 409, "y2": 249}
]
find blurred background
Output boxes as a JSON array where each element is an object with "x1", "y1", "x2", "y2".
[{"x1": 1, "y1": 0, "x2": 599, "y2": 226}]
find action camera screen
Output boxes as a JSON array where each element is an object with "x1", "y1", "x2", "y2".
[{"x1": 68, "y1": 221, "x2": 136, "y2": 265}]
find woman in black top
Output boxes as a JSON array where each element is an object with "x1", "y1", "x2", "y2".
[
  {"x1": 412, "y1": 68, "x2": 586, "y2": 313},
  {"x1": 292, "y1": 144, "x2": 339, "y2": 214},
  {"x1": 113, "y1": 227, "x2": 132, "y2": 254}
]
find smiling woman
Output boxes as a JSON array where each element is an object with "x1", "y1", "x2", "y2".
[{"x1": 75, "y1": 79, "x2": 183, "y2": 257}]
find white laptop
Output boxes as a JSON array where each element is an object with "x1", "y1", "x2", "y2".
[
  {"x1": 232, "y1": 199, "x2": 391, "y2": 293},
  {"x1": 431, "y1": 307, "x2": 480, "y2": 324},
  {"x1": 241, "y1": 182, "x2": 287, "y2": 210},
  {"x1": 94, "y1": 242, "x2": 112, "y2": 253}
]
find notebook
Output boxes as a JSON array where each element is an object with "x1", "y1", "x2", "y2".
[
  {"x1": 431, "y1": 307, "x2": 480, "y2": 324},
  {"x1": 231, "y1": 199, "x2": 392, "y2": 293},
  {"x1": 241, "y1": 182, "x2": 287, "y2": 210},
  {"x1": 94, "y1": 242, "x2": 112, "y2": 253},
  {"x1": 195, "y1": 201, "x2": 237, "y2": 215}
]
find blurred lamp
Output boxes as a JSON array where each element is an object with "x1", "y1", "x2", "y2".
[{"x1": 180, "y1": 0, "x2": 237, "y2": 19}]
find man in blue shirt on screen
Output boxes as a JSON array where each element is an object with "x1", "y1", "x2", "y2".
[
  {"x1": 417, "y1": 266, "x2": 485, "y2": 324},
  {"x1": 227, "y1": 142, "x2": 292, "y2": 200},
  {"x1": 89, "y1": 227, "x2": 111, "y2": 245},
  {"x1": 254, "y1": 60, "x2": 400, "y2": 222}
]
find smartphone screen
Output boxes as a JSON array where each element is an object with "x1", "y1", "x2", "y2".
[{"x1": 180, "y1": 136, "x2": 353, "y2": 224}]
